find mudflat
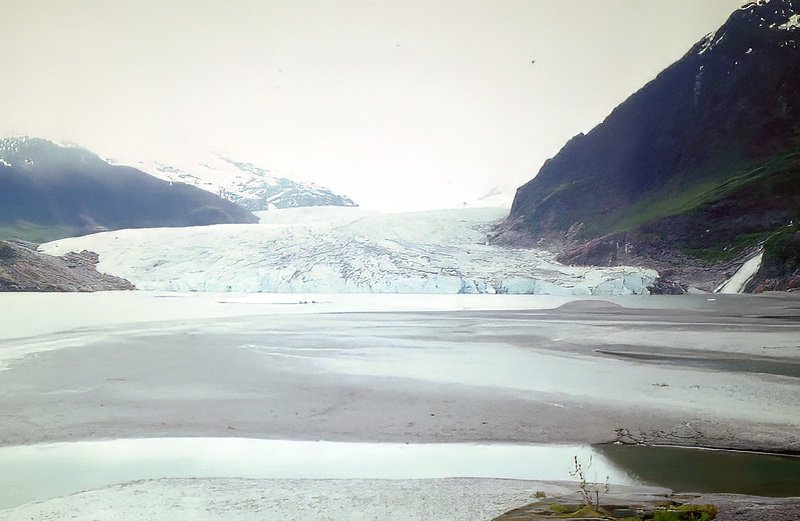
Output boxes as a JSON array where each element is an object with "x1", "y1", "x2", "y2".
[
  {"x1": 0, "y1": 291, "x2": 798, "y2": 519},
  {"x1": 0, "y1": 292, "x2": 797, "y2": 450}
]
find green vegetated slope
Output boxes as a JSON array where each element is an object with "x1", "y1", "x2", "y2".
[
  {"x1": 507, "y1": 0, "x2": 800, "y2": 288},
  {"x1": 602, "y1": 150, "x2": 800, "y2": 263},
  {"x1": 0, "y1": 221, "x2": 77, "y2": 243}
]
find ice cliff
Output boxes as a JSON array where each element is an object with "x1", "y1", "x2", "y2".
[{"x1": 41, "y1": 207, "x2": 657, "y2": 295}]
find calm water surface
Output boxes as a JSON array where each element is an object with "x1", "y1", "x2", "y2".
[
  {"x1": 599, "y1": 444, "x2": 800, "y2": 497},
  {"x1": 0, "y1": 439, "x2": 626, "y2": 510}
]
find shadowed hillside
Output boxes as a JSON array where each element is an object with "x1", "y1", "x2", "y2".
[
  {"x1": 504, "y1": 0, "x2": 800, "y2": 292},
  {"x1": 0, "y1": 137, "x2": 258, "y2": 242}
]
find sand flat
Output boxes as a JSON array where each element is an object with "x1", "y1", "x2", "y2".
[{"x1": 0, "y1": 292, "x2": 797, "y2": 450}]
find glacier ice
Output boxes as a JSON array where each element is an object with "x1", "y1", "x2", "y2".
[{"x1": 41, "y1": 207, "x2": 658, "y2": 295}]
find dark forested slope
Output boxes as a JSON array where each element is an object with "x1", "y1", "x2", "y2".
[
  {"x1": 504, "y1": 0, "x2": 800, "y2": 291},
  {"x1": 0, "y1": 137, "x2": 258, "y2": 242}
]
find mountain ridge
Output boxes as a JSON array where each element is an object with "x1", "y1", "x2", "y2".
[
  {"x1": 0, "y1": 137, "x2": 259, "y2": 242},
  {"x1": 106, "y1": 150, "x2": 357, "y2": 211},
  {"x1": 503, "y1": 0, "x2": 800, "y2": 292}
]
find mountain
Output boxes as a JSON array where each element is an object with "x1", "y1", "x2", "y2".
[
  {"x1": 108, "y1": 152, "x2": 357, "y2": 211},
  {"x1": 503, "y1": 0, "x2": 800, "y2": 292},
  {"x1": 40, "y1": 207, "x2": 657, "y2": 295},
  {"x1": 0, "y1": 137, "x2": 258, "y2": 242}
]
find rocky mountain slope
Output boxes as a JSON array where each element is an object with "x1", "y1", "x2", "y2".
[
  {"x1": 0, "y1": 137, "x2": 258, "y2": 242},
  {"x1": 110, "y1": 152, "x2": 356, "y2": 211},
  {"x1": 0, "y1": 240, "x2": 133, "y2": 291},
  {"x1": 503, "y1": 0, "x2": 800, "y2": 292}
]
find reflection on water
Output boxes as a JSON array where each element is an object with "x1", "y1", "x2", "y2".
[
  {"x1": 598, "y1": 444, "x2": 800, "y2": 497},
  {"x1": 0, "y1": 438, "x2": 631, "y2": 510},
  {"x1": 2, "y1": 438, "x2": 798, "y2": 510}
]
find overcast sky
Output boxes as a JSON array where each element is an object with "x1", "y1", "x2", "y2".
[{"x1": 1, "y1": 0, "x2": 746, "y2": 211}]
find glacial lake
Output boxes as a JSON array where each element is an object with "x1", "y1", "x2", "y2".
[
  {"x1": 0, "y1": 439, "x2": 626, "y2": 510},
  {"x1": 1, "y1": 438, "x2": 799, "y2": 510},
  {"x1": 1, "y1": 292, "x2": 799, "y2": 510},
  {"x1": 599, "y1": 443, "x2": 800, "y2": 497}
]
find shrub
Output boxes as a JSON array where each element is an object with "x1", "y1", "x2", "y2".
[
  {"x1": 0, "y1": 241, "x2": 15, "y2": 261},
  {"x1": 569, "y1": 455, "x2": 609, "y2": 512},
  {"x1": 653, "y1": 505, "x2": 717, "y2": 521}
]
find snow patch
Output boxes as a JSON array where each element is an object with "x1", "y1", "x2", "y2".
[
  {"x1": 778, "y1": 13, "x2": 800, "y2": 30},
  {"x1": 697, "y1": 31, "x2": 717, "y2": 55},
  {"x1": 697, "y1": 30, "x2": 726, "y2": 55},
  {"x1": 715, "y1": 250, "x2": 764, "y2": 294}
]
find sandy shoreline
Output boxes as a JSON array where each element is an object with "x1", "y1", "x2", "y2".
[
  {"x1": 0, "y1": 477, "x2": 579, "y2": 521},
  {"x1": 0, "y1": 292, "x2": 798, "y2": 518}
]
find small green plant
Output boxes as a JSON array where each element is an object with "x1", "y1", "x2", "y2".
[
  {"x1": 653, "y1": 505, "x2": 717, "y2": 521},
  {"x1": 549, "y1": 504, "x2": 576, "y2": 515},
  {"x1": 654, "y1": 512, "x2": 681, "y2": 521},
  {"x1": 569, "y1": 455, "x2": 609, "y2": 513},
  {"x1": 548, "y1": 503, "x2": 604, "y2": 519},
  {"x1": 533, "y1": 490, "x2": 547, "y2": 498},
  {"x1": 678, "y1": 504, "x2": 717, "y2": 520}
]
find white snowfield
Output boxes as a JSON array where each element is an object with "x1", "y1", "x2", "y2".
[
  {"x1": 41, "y1": 207, "x2": 658, "y2": 295},
  {"x1": 106, "y1": 151, "x2": 355, "y2": 211}
]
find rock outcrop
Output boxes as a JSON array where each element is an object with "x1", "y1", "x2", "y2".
[{"x1": 0, "y1": 240, "x2": 133, "y2": 292}]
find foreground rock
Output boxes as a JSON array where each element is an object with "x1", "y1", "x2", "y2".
[
  {"x1": 493, "y1": 489, "x2": 800, "y2": 521},
  {"x1": 0, "y1": 240, "x2": 133, "y2": 291}
]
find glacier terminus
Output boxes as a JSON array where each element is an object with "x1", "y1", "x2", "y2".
[{"x1": 41, "y1": 207, "x2": 657, "y2": 295}]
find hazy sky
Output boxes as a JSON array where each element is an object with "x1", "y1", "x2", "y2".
[{"x1": 1, "y1": 0, "x2": 746, "y2": 211}]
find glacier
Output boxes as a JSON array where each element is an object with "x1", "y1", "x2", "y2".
[{"x1": 40, "y1": 207, "x2": 658, "y2": 295}]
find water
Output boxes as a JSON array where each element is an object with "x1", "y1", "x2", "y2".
[
  {"x1": 1, "y1": 292, "x2": 799, "y2": 509},
  {"x1": 3, "y1": 438, "x2": 797, "y2": 511},
  {"x1": 599, "y1": 444, "x2": 800, "y2": 497},
  {"x1": 0, "y1": 439, "x2": 629, "y2": 510}
]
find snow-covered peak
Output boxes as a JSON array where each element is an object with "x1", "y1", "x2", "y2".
[
  {"x1": 0, "y1": 136, "x2": 45, "y2": 164},
  {"x1": 0, "y1": 135, "x2": 31, "y2": 152},
  {"x1": 107, "y1": 151, "x2": 356, "y2": 211},
  {"x1": 0, "y1": 136, "x2": 100, "y2": 169},
  {"x1": 738, "y1": 0, "x2": 799, "y2": 29},
  {"x1": 694, "y1": 0, "x2": 798, "y2": 56}
]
